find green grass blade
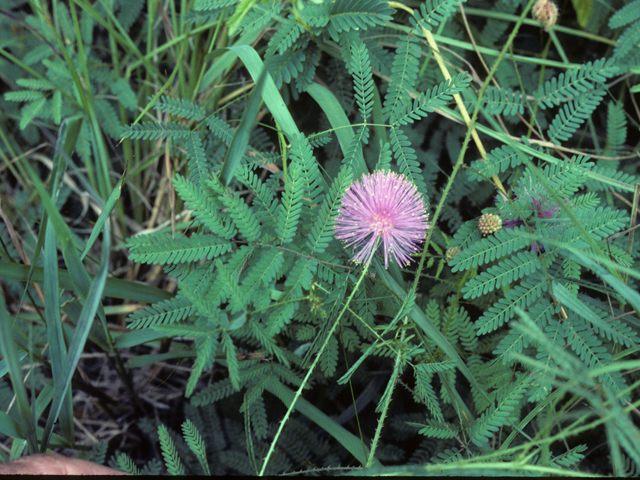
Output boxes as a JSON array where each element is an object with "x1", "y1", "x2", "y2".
[
  {"x1": 0, "y1": 263, "x2": 172, "y2": 304},
  {"x1": 225, "y1": 45, "x2": 299, "y2": 141},
  {"x1": 306, "y1": 83, "x2": 367, "y2": 175},
  {"x1": 114, "y1": 329, "x2": 168, "y2": 349},
  {"x1": 219, "y1": 53, "x2": 269, "y2": 186},
  {"x1": 40, "y1": 221, "x2": 110, "y2": 452},
  {"x1": 0, "y1": 295, "x2": 38, "y2": 453},
  {"x1": 80, "y1": 174, "x2": 124, "y2": 261},
  {"x1": 43, "y1": 220, "x2": 74, "y2": 444},
  {"x1": 9, "y1": 439, "x2": 27, "y2": 460},
  {"x1": 0, "y1": 411, "x2": 23, "y2": 439},
  {"x1": 200, "y1": 29, "x2": 262, "y2": 92}
]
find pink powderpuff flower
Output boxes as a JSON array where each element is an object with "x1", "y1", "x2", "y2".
[{"x1": 334, "y1": 170, "x2": 430, "y2": 268}]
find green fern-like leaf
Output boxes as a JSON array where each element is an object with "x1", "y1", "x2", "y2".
[
  {"x1": 276, "y1": 162, "x2": 304, "y2": 244},
  {"x1": 307, "y1": 167, "x2": 353, "y2": 255},
  {"x1": 115, "y1": 453, "x2": 140, "y2": 475},
  {"x1": 186, "y1": 329, "x2": 220, "y2": 396},
  {"x1": 237, "y1": 2, "x2": 283, "y2": 34},
  {"x1": 609, "y1": 0, "x2": 640, "y2": 28},
  {"x1": 389, "y1": 127, "x2": 426, "y2": 194},
  {"x1": 561, "y1": 314, "x2": 629, "y2": 401},
  {"x1": 306, "y1": 0, "x2": 393, "y2": 41},
  {"x1": 289, "y1": 133, "x2": 324, "y2": 220},
  {"x1": 468, "y1": 85, "x2": 527, "y2": 116},
  {"x1": 116, "y1": 0, "x2": 144, "y2": 31},
  {"x1": 613, "y1": 18, "x2": 640, "y2": 60},
  {"x1": 205, "y1": 115, "x2": 235, "y2": 144},
  {"x1": 549, "y1": 444, "x2": 588, "y2": 468},
  {"x1": 158, "y1": 425, "x2": 186, "y2": 476},
  {"x1": 89, "y1": 440, "x2": 108, "y2": 466},
  {"x1": 349, "y1": 42, "x2": 374, "y2": 121},
  {"x1": 194, "y1": 0, "x2": 238, "y2": 10},
  {"x1": 383, "y1": 36, "x2": 421, "y2": 122},
  {"x1": 222, "y1": 330, "x2": 240, "y2": 391},
  {"x1": 410, "y1": 0, "x2": 467, "y2": 32},
  {"x1": 319, "y1": 335, "x2": 339, "y2": 377},
  {"x1": 15, "y1": 78, "x2": 55, "y2": 90},
  {"x1": 431, "y1": 447, "x2": 464, "y2": 464},
  {"x1": 392, "y1": 72, "x2": 471, "y2": 125},
  {"x1": 121, "y1": 121, "x2": 191, "y2": 140},
  {"x1": 173, "y1": 174, "x2": 237, "y2": 239},
  {"x1": 410, "y1": 419, "x2": 458, "y2": 439},
  {"x1": 111, "y1": 78, "x2": 137, "y2": 112},
  {"x1": 246, "y1": 320, "x2": 291, "y2": 367},
  {"x1": 266, "y1": 16, "x2": 304, "y2": 55},
  {"x1": 476, "y1": 274, "x2": 550, "y2": 336},
  {"x1": 207, "y1": 179, "x2": 262, "y2": 242},
  {"x1": 127, "y1": 296, "x2": 194, "y2": 330},
  {"x1": 242, "y1": 247, "x2": 283, "y2": 290},
  {"x1": 533, "y1": 155, "x2": 594, "y2": 197},
  {"x1": 296, "y1": 44, "x2": 320, "y2": 93},
  {"x1": 534, "y1": 58, "x2": 617, "y2": 109},
  {"x1": 155, "y1": 95, "x2": 206, "y2": 120},
  {"x1": 462, "y1": 251, "x2": 542, "y2": 299},
  {"x1": 547, "y1": 88, "x2": 606, "y2": 145},
  {"x1": 448, "y1": 219, "x2": 480, "y2": 250},
  {"x1": 94, "y1": 98, "x2": 122, "y2": 139},
  {"x1": 605, "y1": 101, "x2": 627, "y2": 156},
  {"x1": 469, "y1": 377, "x2": 528, "y2": 446},
  {"x1": 4, "y1": 90, "x2": 45, "y2": 102},
  {"x1": 249, "y1": 394, "x2": 269, "y2": 441},
  {"x1": 235, "y1": 166, "x2": 279, "y2": 230},
  {"x1": 449, "y1": 225, "x2": 533, "y2": 272},
  {"x1": 191, "y1": 377, "x2": 238, "y2": 406},
  {"x1": 127, "y1": 232, "x2": 232, "y2": 264},
  {"x1": 20, "y1": 97, "x2": 47, "y2": 130},
  {"x1": 556, "y1": 206, "x2": 629, "y2": 249},
  {"x1": 581, "y1": 301, "x2": 640, "y2": 348},
  {"x1": 270, "y1": 257, "x2": 317, "y2": 335},
  {"x1": 269, "y1": 49, "x2": 306, "y2": 88},
  {"x1": 185, "y1": 131, "x2": 209, "y2": 187},
  {"x1": 467, "y1": 145, "x2": 529, "y2": 182},
  {"x1": 413, "y1": 366, "x2": 444, "y2": 421}
]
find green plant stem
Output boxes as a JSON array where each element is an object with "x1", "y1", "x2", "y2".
[
  {"x1": 258, "y1": 242, "x2": 380, "y2": 475},
  {"x1": 365, "y1": 350, "x2": 401, "y2": 467}
]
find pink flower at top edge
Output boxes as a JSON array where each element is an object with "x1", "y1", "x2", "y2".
[{"x1": 333, "y1": 170, "x2": 430, "y2": 268}]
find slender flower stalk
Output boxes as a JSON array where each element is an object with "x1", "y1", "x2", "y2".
[{"x1": 334, "y1": 170, "x2": 430, "y2": 268}]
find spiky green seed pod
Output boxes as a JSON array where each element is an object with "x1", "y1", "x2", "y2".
[
  {"x1": 478, "y1": 213, "x2": 502, "y2": 236},
  {"x1": 445, "y1": 247, "x2": 460, "y2": 262}
]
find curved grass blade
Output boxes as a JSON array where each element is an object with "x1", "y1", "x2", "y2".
[
  {"x1": 224, "y1": 45, "x2": 300, "y2": 141},
  {"x1": 43, "y1": 220, "x2": 74, "y2": 444},
  {"x1": 0, "y1": 295, "x2": 38, "y2": 453},
  {"x1": 80, "y1": 173, "x2": 125, "y2": 261},
  {"x1": 218, "y1": 52, "x2": 270, "y2": 186},
  {"x1": 0, "y1": 263, "x2": 172, "y2": 304},
  {"x1": 40, "y1": 221, "x2": 110, "y2": 452}
]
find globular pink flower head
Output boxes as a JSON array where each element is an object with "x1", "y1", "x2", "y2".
[{"x1": 334, "y1": 170, "x2": 430, "y2": 268}]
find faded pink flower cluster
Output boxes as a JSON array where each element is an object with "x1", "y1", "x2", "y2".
[{"x1": 334, "y1": 170, "x2": 430, "y2": 268}]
